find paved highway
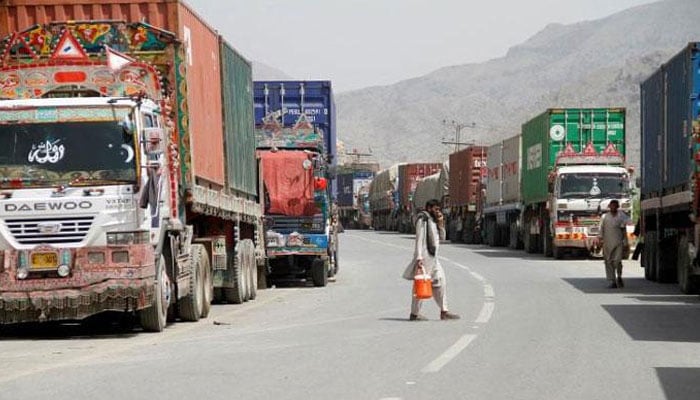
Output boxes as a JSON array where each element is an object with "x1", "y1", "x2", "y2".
[{"x1": 1, "y1": 231, "x2": 700, "y2": 400}]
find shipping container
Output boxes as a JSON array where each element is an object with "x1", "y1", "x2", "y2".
[
  {"x1": 449, "y1": 146, "x2": 487, "y2": 208},
  {"x1": 0, "y1": 0, "x2": 180, "y2": 36},
  {"x1": 398, "y1": 163, "x2": 442, "y2": 210},
  {"x1": 220, "y1": 39, "x2": 256, "y2": 197},
  {"x1": 0, "y1": 0, "x2": 229, "y2": 188},
  {"x1": 640, "y1": 69, "x2": 664, "y2": 197},
  {"x1": 337, "y1": 171, "x2": 374, "y2": 207},
  {"x1": 663, "y1": 44, "x2": 698, "y2": 193},
  {"x1": 521, "y1": 108, "x2": 626, "y2": 205},
  {"x1": 253, "y1": 81, "x2": 337, "y2": 164},
  {"x1": 485, "y1": 135, "x2": 521, "y2": 208}
]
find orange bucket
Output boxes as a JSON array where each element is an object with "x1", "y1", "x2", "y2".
[{"x1": 413, "y1": 266, "x2": 433, "y2": 299}]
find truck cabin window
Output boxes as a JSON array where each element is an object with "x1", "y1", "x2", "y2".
[
  {"x1": 559, "y1": 173, "x2": 629, "y2": 199},
  {"x1": 0, "y1": 120, "x2": 137, "y2": 187}
]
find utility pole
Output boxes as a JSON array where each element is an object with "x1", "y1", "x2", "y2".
[{"x1": 442, "y1": 119, "x2": 476, "y2": 152}]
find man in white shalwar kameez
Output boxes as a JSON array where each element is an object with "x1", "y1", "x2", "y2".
[
  {"x1": 403, "y1": 199, "x2": 460, "y2": 321},
  {"x1": 598, "y1": 199, "x2": 630, "y2": 288}
]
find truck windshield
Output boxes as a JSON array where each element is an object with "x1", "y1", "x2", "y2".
[
  {"x1": 559, "y1": 173, "x2": 629, "y2": 199},
  {"x1": 0, "y1": 121, "x2": 137, "y2": 188}
]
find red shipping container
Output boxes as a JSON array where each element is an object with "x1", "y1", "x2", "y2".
[
  {"x1": 398, "y1": 163, "x2": 442, "y2": 209},
  {"x1": 0, "y1": 0, "x2": 226, "y2": 187},
  {"x1": 448, "y1": 146, "x2": 487, "y2": 208}
]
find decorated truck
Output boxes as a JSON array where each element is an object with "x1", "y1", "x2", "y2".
[
  {"x1": 368, "y1": 164, "x2": 401, "y2": 231},
  {"x1": 254, "y1": 81, "x2": 338, "y2": 286},
  {"x1": 520, "y1": 108, "x2": 632, "y2": 258},
  {"x1": 640, "y1": 43, "x2": 700, "y2": 293},
  {"x1": 0, "y1": 4, "x2": 264, "y2": 330}
]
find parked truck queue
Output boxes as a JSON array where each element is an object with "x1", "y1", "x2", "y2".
[
  {"x1": 0, "y1": 0, "x2": 338, "y2": 331},
  {"x1": 367, "y1": 41, "x2": 700, "y2": 296}
]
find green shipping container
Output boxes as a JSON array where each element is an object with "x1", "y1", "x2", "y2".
[
  {"x1": 220, "y1": 39, "x2": 257, "y2": 198},
  {"x1": 521, "y1": 108, "x2": 626, "y2": 205}
]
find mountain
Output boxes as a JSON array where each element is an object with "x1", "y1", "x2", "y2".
[
  {"x1": 252, "y1": 61, "x2": 293, "y2": 81},
  {"x1": 336, "y1": 0, "x2": 700, "y2": 169}
]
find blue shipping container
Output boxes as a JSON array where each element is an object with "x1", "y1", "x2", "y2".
[
  {"x1": 337, "y1": 173, "x2": 355, "y2": 207},
  {"x1": 253, "y1": 80, "x2": 337, "y2": 163},
  {"x1": 641, "y1": 42, "x2": 700, "y2": 197},
  {"x1": 641, "y1": 69, "x2": 664, "y2": 196}
]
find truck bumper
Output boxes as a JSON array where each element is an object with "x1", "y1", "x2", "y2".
[
  {"x1": 0, "y1": 278, "x2": 155, "y2": 324},
  {"x1": 0, "y1": 245, "x2": 156, "y2": 324}
]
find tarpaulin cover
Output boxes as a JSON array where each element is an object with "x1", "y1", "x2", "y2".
[{"x1": 260, "y1": 150, "x2": 319, "y2": 216}]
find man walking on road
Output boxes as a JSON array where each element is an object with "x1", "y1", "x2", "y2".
[
  {"x1": 403, "y1": 199, "x2": 460, "y2": 321},
  {"x1": 598, "y1": 199, "x2": 630, "y2": 288}
]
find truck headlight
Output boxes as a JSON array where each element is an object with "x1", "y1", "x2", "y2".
[{"x1": 106, "y1": 231, "x2": 150, "y2": 246}]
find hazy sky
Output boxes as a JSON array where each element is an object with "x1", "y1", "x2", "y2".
[{"x1": 187, "y1": 0, "x2": 658, "y2": 93}]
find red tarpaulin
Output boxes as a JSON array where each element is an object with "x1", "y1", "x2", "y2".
[{"x1": 260, "y1": 150, "x2": 319, "y2": 216}]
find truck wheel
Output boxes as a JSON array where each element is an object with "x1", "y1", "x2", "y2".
[
  {"x1": 140, "y1": 256, "x2": 169, "y2": 332},
  {"x1": 644, "y1": 231, "x2": 657, "y2": 281},
  {"x1": 224, "y1": 241, "x2": 246, "y2": 304},
  {"x1": 677, "y1": 235, "x2": 698, "y2": 294},
  {"x1": 553, "y1": 243, "x2": 563, "y2": 260},
  {"x1": 311, "y1": 258, "x2": 328, "y2": 287},
  {"x1": 196, "y1": 244, "x2": 213, "y2": 318},
  {"x1": 524, "y1": 230, "x2": 535, "y2": 254},
  {"x1": 247, "y1": 242, "x2": 258, "y2": 300},
  {"x1": 179, "y1": 245, "x2": 205, "y2": 322},
  {"x1": 657, "y1": 234, "x2": 678, "y2": 283}
]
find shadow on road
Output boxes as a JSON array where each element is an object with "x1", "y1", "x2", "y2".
[
  {"x1": 602, "y1": 304, "x2": 700, "y2": 342},
  {"x1": 0, "y1": 312, "x2": 139, "y2": 340},
  {"x1": 656, "y1": 368, "x2": 700, "y2": 400},
  {"x1": 378, "y1": 317, "x2": 412, "y2": 322},
  {"x1": 563, "y1": 277, "x2": 685, "y2": 295}
]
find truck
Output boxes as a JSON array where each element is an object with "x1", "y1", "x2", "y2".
[
  {"x1": 369, "y1": 164, "x2": 401, "y2": 231},
  {"x1": 483, "y1": 136, "x2": 522, "y2": 249},
  {"x1": 448, "y1": 146, "x2": 487, "y2": 244},
  {"x1": 640, "y1": 43, "x2": 700, "y2": 293},
  {"x1": 0, "y1": 3, "x2": 264, "y2": 330},
  {"x1": 412, "y1": 162, "x2": 449, "y2": 223},
  {"x1": 396, "y1": 163, "x2": 442, "y2": 233},
  {"x1": 520, "y1": 108, "x2": 632, "y2": 258},
  {"x1": 337, "y1": 171, "x2": 374, "y2": 229},
  {"x1": 254, "y1": 81, "x2": 338, "y2": 287}
]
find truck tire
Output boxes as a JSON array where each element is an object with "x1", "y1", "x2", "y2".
[
  {"x1": 179, "y1": 245, "x2": 205, "y2": 322},
  {"x1": 311, "y1": 258, "x2": 328, "y2": 287},
  {"x1": 224, "y1": 241, "x2": 247, "y2": 304},
  {"x1": 657, "y1": 234, "x2": 678, "y2": 283},
  {"x1": 139, "y1": 256, "x2": 169, "y2": 332},
  {"x1": 552, "y1": 243, "x2": 563, "y2": 260},
  {"x1": 508, "y1": 222, "x2": 519, "y2": 249},
  {"x1": 247, "y1": 242, "x2": 258, "y2": 300},
  {"x1": 644, "y1": 231, "x2": 657, "y2": 281},
  {"x1": 197, "y1": 244, "x2": 213, "y2": 318},
  {"x1": 677, "y1": 235, "x2": 698, "y2": 294},
  {"x1": 524, "y1": 229, "x2": 536, "y2": 254}
]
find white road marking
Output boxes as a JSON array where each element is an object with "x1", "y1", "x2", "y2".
[
  {"x1": 475, "y1": 302, "x2": 495, "y2": 324},
  {"x1": 421, "y1": 334, "x2": 478, "y2": 373},
  {"x1": 484, "y1": 284, "x2": 495, "y2": 298},
  {"x1": 347, "y1": 233, "x2": 496, "y2": 373}
]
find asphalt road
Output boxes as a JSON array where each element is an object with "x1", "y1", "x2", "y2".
[{"x1": 1, "y1": 231, "x2": 700, "y2": 400}]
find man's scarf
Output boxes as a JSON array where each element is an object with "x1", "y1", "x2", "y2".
[{"x1": 417, "y1": 211, "x2": 436, "y2": 256}]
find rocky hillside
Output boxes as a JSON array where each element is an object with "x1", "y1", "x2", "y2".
[{"x1": 336, "y1": 0, "x2": 700, "y2": 169}]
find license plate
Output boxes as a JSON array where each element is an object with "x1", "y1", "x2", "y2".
[{"x1": 31, "y1": 252, "x2": 58, "y2": 269}]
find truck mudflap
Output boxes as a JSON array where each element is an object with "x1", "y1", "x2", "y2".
[{"x1": 0, "y1": 278, "x2": 155, "y2": 324}]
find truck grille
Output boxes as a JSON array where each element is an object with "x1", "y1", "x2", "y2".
[
  {"x1": 4, "y1": 216, "x2": 95, "y2": 245},
  {"x1": 265, "y1": 214, "x2": 325, "y2": 233}
]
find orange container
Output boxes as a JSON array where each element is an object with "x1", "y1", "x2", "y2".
[{"x1": 413, "y1": 266, "x2": 433, "y2": 299}]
